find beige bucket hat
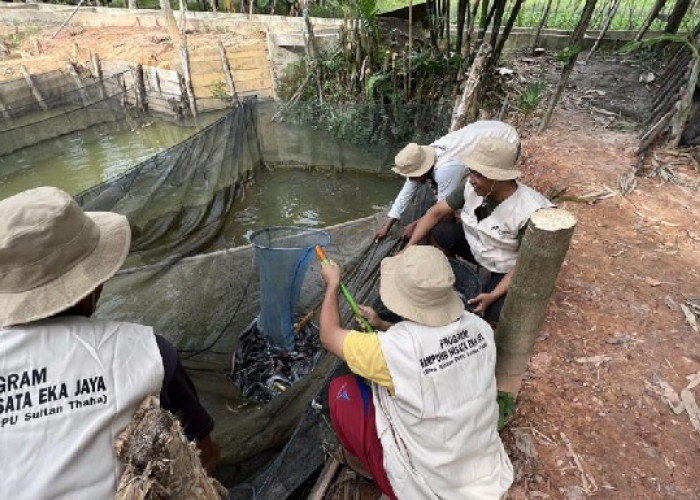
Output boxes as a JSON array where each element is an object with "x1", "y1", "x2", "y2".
[
  {"x1": 459, "y1": 137, "x2": 520, "y2": 181},
  {"x1": 380, "y1": 246, "x2": 464, "y2": 327},
  {"x1": 0, "y1": 187, "x2": 131, "y2": 327},
  {"x1": 392, "y1": 143, "x2": 437, "y2": 178}
]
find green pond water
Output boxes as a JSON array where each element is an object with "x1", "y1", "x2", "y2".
[{"x1": 0, "y1": 111, "x2": 401, "y2": 248}]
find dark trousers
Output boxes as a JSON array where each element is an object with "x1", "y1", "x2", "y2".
[{"x1": 431, "y1": 220, "x2": 506, "y2": 322}]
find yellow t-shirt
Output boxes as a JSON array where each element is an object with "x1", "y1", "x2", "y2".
[{"x1": 342, "y1": 330, "x2": 395, "y2": 395}]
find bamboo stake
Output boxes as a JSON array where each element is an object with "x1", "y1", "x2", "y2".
[
  {"x1": 495, "y1": 208, "x2": 577, "y2": 396},
  {"x1": 585, "y1": 0, "x2": 622, "y2": 63},
  {"x1": 532, "y1": 0, "x2": 554, "y2": 50},
  {"x1": 67, "y1": 62, "x2": 90, "y2": 106},
  {"x1": 134, "y1": 63, "x2": 147, "y2": 112},
  {"x1": 634, "y1": 0, "x2": 666, "y2": 41},
  {"x1": 20, "y1": 65, "x2": 48, "y2": 111},
  {"x1": 181, "y1": 44, "x2": 198, "y2": 117},
  {"x1": 450, "y1": 42, "x2": 490, "y2": 131},
  {"x1": 539, "y1": 0, "x2": 599, "y2": 132},
  {"x1": 51, "y1": 0, "x2": 85, "y2": 39},
  {"x1": 217, "y1": 40, "x2": 238, "y2": 103},
  {"x1": 0, "y1": 96, "x2": 10, "y2": 120}
]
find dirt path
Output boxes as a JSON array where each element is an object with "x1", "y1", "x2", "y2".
[{"x1": 507, "y1": 106, "x2": 700, "y2": 498}]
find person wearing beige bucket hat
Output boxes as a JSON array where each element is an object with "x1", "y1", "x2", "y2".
[
  {"x1": 317, "y1": 246, "x2": 513, "y2": 499},
  {"x1": 374, "y1": 120, "x2": 520, "y2": 242},
  {"x1": 408, "y1": 137, "x2": 553, "y2": 323},
  {"x1": 0, "y1": 187, "x2": 219, "y2": 498}
]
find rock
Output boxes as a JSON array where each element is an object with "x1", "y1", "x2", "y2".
[
  {"x1": 562, "y1": 485, "x2": 586, "y2": 500},
  {"x1": 643, "y1": 446, "x2": 658, "y2": 459},
  {"x1": 513, "y1": 429, "x2": 539, "y2": 459},
  {"x1": 639, "y1": 72, "x2": 656, "y2": 84}
]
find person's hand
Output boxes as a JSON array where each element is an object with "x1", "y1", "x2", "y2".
[
  {"x1": 467, "y1": 292, "x2": 497, "y2": 315},
  {"x1": 320, "y1": 260, "x2": 341, "y2": 289},
  {"x1": 357, "y1": 305, "x2": 381, "y2": 329},
  {"x1": 374, "y1": 224, "x2": 390, "y2": 242},
  {"x1": 401, "y1": 220, "x2": 418, "y2": 240}
]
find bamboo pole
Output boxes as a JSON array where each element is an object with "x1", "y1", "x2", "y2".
[
  {"x1": 495, "y1": 208, "x2": 577, "y2": 395},
  {"x1": 67, "y1": 62, "x2": 90, "y2": 106},
  {"x1": 539, "y1": 0, "x2": 598, "y2": 132},
  {"x1": 670, "y1": 52, "x2": 699, "y2": 146},
  {"x1": 20, "y1": 65, "x2": 48, "y2": 111},
  {"x1": 90, "y1": 51, "x2": 107, "y2": 99},
  {"x1": 585, "y1": 0, "x2": 622, "y2": 63},
  {"x1": 491, "y1": 0, "x2": 525, "y2": 68},
  {"x1": 51, "y1": 0, "x2": 85, "y2": 39},
  {"x1": 128, "y1": 0, "x2": 138, "y2": 11},
  {"x1": 532, "y1": 0, "x2": 554, "y2": 50},
  {"x1": 160, "y1": 0, "x2": 182, "y2": 45},
  {"x1": 134, "y1": 64, "x2": 147, "y2": 112},
  {"x1": 180, "y1": 44, "x2": 198, "y2": 117},
  {"x1": 217, "y1": 40, "x2": 238, "y2": 103},
  {"x1": 634, "y1": 0, "x2": 666, "y2": 41}
]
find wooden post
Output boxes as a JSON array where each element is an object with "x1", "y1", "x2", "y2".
[
  {"x1": 217, "y1": 41, "x2": 238, "y2": 103},
  {"x1": 179, "y1": 0, "x2": 187, "y2": 36},
  {"x1": 634, "y1": 0, "x2": 666, "y2": 41},
  {"x1": 134, "y1": 64, "x2": 147, "y2": 112},
  {"x1": 128, "y1": 0, "x2": 138, "y2": 11},
  {"x1": 0, "y1": 96, "x2": 10, "y2": 120},
  {"x1": 450, "y1": 42, "x2": 490, "y2": 131},
  {"x1": 495, "y1": 208, "x2": 577, "y2": 396},
  {"x1": 20, "y1": 65, "x2": 48, "y2": 111},
  {"x1": 90, "y1": 51, "x2": 106, "y2": 100},
  {"x1": 51, "y1": 0, "x2": 85, "y2": 39},
  {"x1": 181, "y1": 43, "x2": 198, "y2": 117},
  {"x1": 539, "y1": 0, "x2": 598, "y2": 132},
  {"x1": 585, "y1": 0, "x2": 621, "y2": 63},
  {"x1": 67, "y1": 63, "x2": 90, "y2": 106},
  {"x1": 532, "y1": 0, "x2": 554, "y2": 50},
  {"x1": 160, "y1": 0, "x2": 182, "y2": 45}
]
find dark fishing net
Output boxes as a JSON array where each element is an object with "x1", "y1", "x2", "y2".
[{"x1": 75, "y1": 98, "x2": 263, "y2": 267}]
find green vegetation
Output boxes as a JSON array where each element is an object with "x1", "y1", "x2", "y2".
[{"x1": 518, "y1": 81, "x2": 546, "y2": 116}]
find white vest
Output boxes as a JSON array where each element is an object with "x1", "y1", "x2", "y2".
[
  {"x1": 0, "y1": 316, "x2": 164, "y2": 500},
  {"x1": 460, "y1": 181, "x2": 552, "y2": 273},
  {"x1": 374, "y1": 313, "x2": 513, "y2": 499}
]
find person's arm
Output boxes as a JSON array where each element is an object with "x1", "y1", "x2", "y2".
[
  {"x1": 155, "y1": 335, "x2": 220, "y2": 473},
  {"x1": 433, "y1": 160, "x2": 466, "y2": 201},
  {"x1": 407, "y1": 199, "x2": 455, "y2": 246},
  {"x1": 375, "y1": 179, "x2": 419, "y2": 241},
  {"x1": 467, "y1": 268, "x2": 514, "y2": 314},
  {"x1": 319, "y1": 260, "x2": 351, "y2": 359}
]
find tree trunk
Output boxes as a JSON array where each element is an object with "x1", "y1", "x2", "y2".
[
  {"x1": 495, "y1": 208, "x2": 577, "y2": 396},
  {"x1": 634, "y1": 0, "x2": 666, "y2": 41},
  {"x1": 585, "y1": 0, "x2": 622, "y2": 62},
  {"x1": 664, "y1": 0, "x2": 692, "y2": 35},
  {"x1": 532, "y1": 0, "x2": 554, "y2": 49},
  {"x1": 456, "y1": 0, "x2": 469, "y2": 53},
  {"x1": 540, "y1": 0, "x2": 598, "y2": 131},
  {"x1": 488, "y1": 0, "x2": 507, "y2": 56},
  {"x1": 490, "y1": 0, "x2": 524, "y2": 68},
  {"x1": 450, "y1": 42, "x2": 491, "y2": 130},
  {"x1": 475, "y1": 0, "x2": 499, "y2": 52}
]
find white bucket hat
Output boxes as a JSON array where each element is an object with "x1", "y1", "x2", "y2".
[
  {"x1": 459, "y1": 137, "x2": 520, "y2": 181},
  {"x1": 392, "y1": 143, "x2": 437, "y2": 178},
  {"x1": 380, "y1": 246, "x2": 464, "y2": 327},
  {"x1": 0, "y1": 187, "x2": 131, "y2": 327}
]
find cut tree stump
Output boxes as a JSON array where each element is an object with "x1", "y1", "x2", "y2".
[{"x1": 495, "y1": 208, "x2": 577, "y2": 396}]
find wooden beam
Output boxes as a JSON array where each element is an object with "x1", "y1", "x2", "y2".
[
  {"x1": 20, "y1": 65, "x2": 48, "y2": 111},
  {"x1": 218, "y1": 41, "x2": 238, "y2": 103}
]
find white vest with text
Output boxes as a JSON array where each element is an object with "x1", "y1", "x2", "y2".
[
  {"x1": 460, "y1": 181, "x2": 552, "y2": 273},
  {"x1": 0, "y1": 316, "x2": 164, "y2": 500},
  {"x1": 374, "y1": 312, "x2": 513, "y2": 499}
]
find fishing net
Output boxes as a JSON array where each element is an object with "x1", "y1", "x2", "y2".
[
  {"x1": 249, "y1": 227, "x2": 331, "y2": 350},
  {"x1": 0, "y1": 71, "x2": 139, "y2": 156}
]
